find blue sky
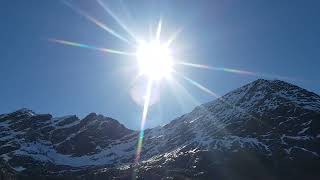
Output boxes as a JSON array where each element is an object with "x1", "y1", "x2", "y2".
[{"x1": 1, "y1": 0, "x2": 319, "y2": 129}]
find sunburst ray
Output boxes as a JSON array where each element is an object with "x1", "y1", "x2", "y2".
[
  {"x1": 49, "y1": 38, "x2": 134, "y2": 56},
  {"x1": 179, "y1": 73, "x2": 270, "y2": 127},
  {"x1": 177, "y1": 73, "x2": 220, "y2": 98},
  {"x1": 135, "y1": 79, "x2": 153, "y2": 163},
  {"x1": 177, "y1": 61, "x2": 256, "y2": 75},
  {"x1": 156, "y1": 18, "x2": 162, "y2": 41},
  {"x1": 169, "y1": 76, "x2": 230, "y2": 134},
  {"x1": 96, "y1": 0, "x2": 139, "y2": 43},
  {"x1": 177, "y1": 61, "x2": 300, "y2": 81},
  {"x1": 62, "y1": 0, "x2": 133, "y2": 46},
  {"x1": 166, "y1": 77, "x2": 201, "y2": 114},
  {"x1": 165, "y1": 27, "x2": 183, "y2": 47}
]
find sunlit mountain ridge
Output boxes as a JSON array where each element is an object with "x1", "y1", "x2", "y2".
[{"x1": 1, "y1": 79, "x2": 319, "y2": 180}]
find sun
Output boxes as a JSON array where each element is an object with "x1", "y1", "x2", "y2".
[
  {"x1": 136, "y1": 40, "x2": 173, "y2": 80},
  {"x1": 51, "y1": 2, "x2": 290, "y2": 164}
]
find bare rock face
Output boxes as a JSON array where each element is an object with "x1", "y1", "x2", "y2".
[{"x1": 0, "y1": 79, "x2": 320, "y2": 180}]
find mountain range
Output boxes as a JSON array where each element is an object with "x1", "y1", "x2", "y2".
[{"x1": 0, "y1": 79, "x2": 319, "y2": 180}]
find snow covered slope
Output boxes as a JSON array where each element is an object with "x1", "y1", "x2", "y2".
[{"x1": 0, "y1": 79, "x2": 319, "y2": 180}]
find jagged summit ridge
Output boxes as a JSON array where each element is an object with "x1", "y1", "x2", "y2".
[
  {"x1": 204, "y1": 79, "x2": 320, "y2": 112},
  {"x1": 0, "y1": 79, "x2": 319, "y2": 179},
  {"x1": 0, "y1": 109, "x2": 135, "y2": 168}
]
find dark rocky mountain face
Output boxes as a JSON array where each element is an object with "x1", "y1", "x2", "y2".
[{"x1": 0, "y1": 79, "x2": 319, "y2": 180}]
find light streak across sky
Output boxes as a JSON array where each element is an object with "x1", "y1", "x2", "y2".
[
  {"x1": 135, "y1": 80, "x2": 153, "y2": 163},
  {"x1": 156, "y1": 18, "x2": 162, "y2": 42},
  {"x1": 177, "y1": 61, "x2": 300, "y2": 81},
  {"x1": 48, "y1": 38, "x2": 134, "y2": 56},
  {"x1": 96, "y1": 0, "x2": 139, "y2": 43},
  {"x1": 62, "y1": 0, "x2": 134, "y2": 45},
  {"x1": 178, "y1": 73, "x2": 220, "y2": 98}
]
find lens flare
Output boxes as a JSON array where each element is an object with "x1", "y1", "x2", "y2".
[{"x1": 51, "y1": 2, "x2": 298, "y2": 165}]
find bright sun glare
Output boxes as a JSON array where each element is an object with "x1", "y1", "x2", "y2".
[
  {"x1": 50, "y1": 1, "x2": 277, "y2": 163},
  {"x1": 136, "y1": 40, "x2": 173, "y2": 80}
]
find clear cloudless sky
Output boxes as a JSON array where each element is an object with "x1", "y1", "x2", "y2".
[{"x1": 0, "y1": 0, "x2": 320, "y2": 129}]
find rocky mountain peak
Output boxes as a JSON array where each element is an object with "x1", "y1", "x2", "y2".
[
  {"x1": 3, "y1": 108, "x2": 35, "y2": 119},
  {"x1": 0, "y1": 79, "x2": 319, "y2": 179}
]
